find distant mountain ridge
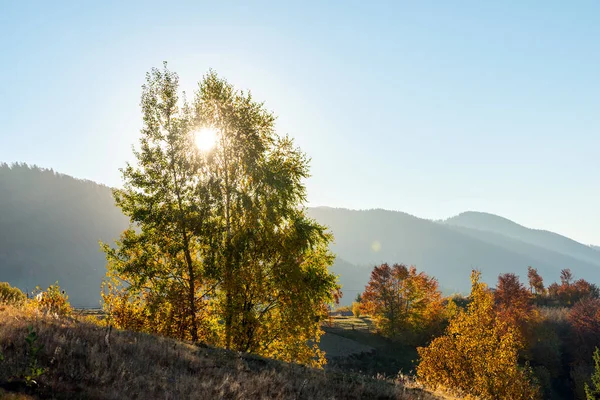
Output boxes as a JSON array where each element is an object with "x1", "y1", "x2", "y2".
[
  {"x1": 443, "y1": 211, "x2": 600, "y2": 267},
  {"x1": 1, "y1": 164, "x2": 598, "y2": 306},
  {"x1": 307, "y1": 207, "x2": 600, "y2": 304},
  {"x1": 0, "y1": 163, "x2": 129, "y2": 306}
]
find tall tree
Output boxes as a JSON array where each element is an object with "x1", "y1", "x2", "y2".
[
  {"x1": 102, "y1": 64, "x2": 210, "y2": 342},
  {"x1": 102, "y1": 64, "x2": 339, "y2": 366},
  {"x1": 527, "y1": 266, "x2": 545, "y2": 295},
  {"x1": 561, "y1": 268, "x2": 574, "y2": 286},
  {"x1": 192, "y1": 71, "x2": 339, "y2": 363},
  {"x1": 495, "y1": 273, "x2": 536, "y2": 340}
]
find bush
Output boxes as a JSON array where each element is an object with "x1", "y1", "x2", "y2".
[
  {"x1": 0, "y1": 282, "x2": 26, "y2": 305},
  {"x1": 417, "y1": 271, "x2": 540, "y2": 399},
  {"x1": 352, "y1": 302, "x2": 361, "y2": 318},
  {"x1": 33, "y1": 282, "x2": 72, "y2": 317}
]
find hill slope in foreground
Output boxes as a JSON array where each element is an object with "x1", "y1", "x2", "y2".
[{"x1": 0, "y1": 306, "x2": 440, "y2": 400}]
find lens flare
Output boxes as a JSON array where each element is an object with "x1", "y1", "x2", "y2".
[{"x1": 194, "y1": 128, "x2": 217, "y2": 151}]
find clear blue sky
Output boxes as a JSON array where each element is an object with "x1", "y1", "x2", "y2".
[{"x1": 1, "y1": 1, "x2": 599, "y2": 244}]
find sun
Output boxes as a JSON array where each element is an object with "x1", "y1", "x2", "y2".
[{"x1": 194, "y1": 127, "x2": 217, "y2": 151}]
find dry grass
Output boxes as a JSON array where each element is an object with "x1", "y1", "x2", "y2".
[
  {"x1": 0, "y1": 388, "x2": 37, "y2": 399},
  {"x1": 0, "y1": 305, "x2": 445, "y2": 400},
  {"x1": 326, "y1": 316, "x2": 375, "y2": 332}
]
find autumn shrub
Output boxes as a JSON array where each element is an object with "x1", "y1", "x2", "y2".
[
  {"x1": 0, "y1": 282, "x2": 26, "y2": 306},
  {"x1": 335, "y1": 305, "x2": 352, "y2": 314},
  {"x1": 351, "y1": 302, "x2": 361, "y2": 318},
  {"x1": 417, "y1": 270, "x2": 540, "y2": 400},
  {"x1": 33, "y1": 282, "x2": 72, "y2": 317},
  {"x1": 546, "y1": 269, "x2": 599, "y2": 307}
]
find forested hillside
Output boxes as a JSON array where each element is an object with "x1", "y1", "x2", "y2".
[
  {"x1": 2, "y1": 163, "x2": 600, "y2": 307},
  {"x1": 309, "y1": 207, "x2": 600, "y2": 304},
  {"x1": 0, "y1": 163, "x2": 128, "y2": 306},
  {"x1": 444, "y1": 211, "x2": 600, "y2": 266}
]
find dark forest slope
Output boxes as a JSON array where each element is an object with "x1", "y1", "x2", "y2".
[{"x1": 0, "y1": 164, "x2": 128, "y2": 306}]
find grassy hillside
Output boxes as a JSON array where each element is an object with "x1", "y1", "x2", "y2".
[
  {"x1": 322, "y1": 317, "x2": 419, "y2": 378},
  {"x1": 0, "y1": 305, "x2": 441, "y2": 400}
]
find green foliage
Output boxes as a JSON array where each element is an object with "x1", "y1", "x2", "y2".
[
  {"x1": 585, "y1": 348, "x2": 600, "y2": 399},
  {"x1": 0, "y1": 282, "x2": 26, "y2": 305},
  {"x1": 102, "y1": 63, "x2": 339, "y2": 367},
  {"x1": 24, "y1": 326, "x2": 46, "y2": 387}
]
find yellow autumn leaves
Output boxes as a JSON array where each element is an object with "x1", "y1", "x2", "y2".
[{"x1": 417, "y1": 270, "x2": 540, "y2": 399}]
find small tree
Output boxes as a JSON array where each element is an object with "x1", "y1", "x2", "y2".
[
  {"x1": 417, "y1": 270, "x2": 540, "y2": 399},
  {"x1": 585, "y1": 348, "x2": 600, "y2": 399},
  {"x1": 361, "y1": 263, "x2": 443, "y2": 340},
  {"x1": 527, "y1": 266, "x2": 545, "y2": 295},
  {"x1": 495, "y1": 273, "x2": 537, "y2": 341},
  {"x1": 352, "y1": 302, "x2": 361, "y2": 318}
]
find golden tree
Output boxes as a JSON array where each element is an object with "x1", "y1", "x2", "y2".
[
  {"x1": 102, "y1": 64, "x2": 339, "y2": 367},
  {"x1": 417, "y1": 270, "x2": 540, "y2": 399}
]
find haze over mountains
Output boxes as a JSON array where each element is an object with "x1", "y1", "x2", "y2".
[
  {"x1": 308, "y1": 208, "x2": 600, "y2": 304},
  {"x1": 1, "y1": 163, "x2": 598, "y2": 306}
]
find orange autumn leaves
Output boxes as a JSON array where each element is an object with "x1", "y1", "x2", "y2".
[
  {"x1": 360, "y1": 263, "x2": 542, "y2": 399},
  {"x1": 360, "y1": 263, "x2": 444, "y2": 343}
]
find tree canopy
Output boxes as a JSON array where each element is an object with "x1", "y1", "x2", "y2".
[
  {"x1": 102, "y1": 63, "x2": 339, "y2": 367},
  {"x1": 417, "y1": 270, "x2": 540, "y2": 399},
  {"x1": 360, "y1": 263, "x2": 443, "y2": 342}
]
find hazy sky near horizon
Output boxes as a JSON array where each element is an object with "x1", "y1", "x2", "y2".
[{"x1": 1, "y1": 1, "x2": 599, "y2": 244}]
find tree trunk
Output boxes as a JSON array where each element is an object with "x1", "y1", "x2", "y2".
[{"x1": 182, "y1": 231, "x2": 199, "y2": 343}]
